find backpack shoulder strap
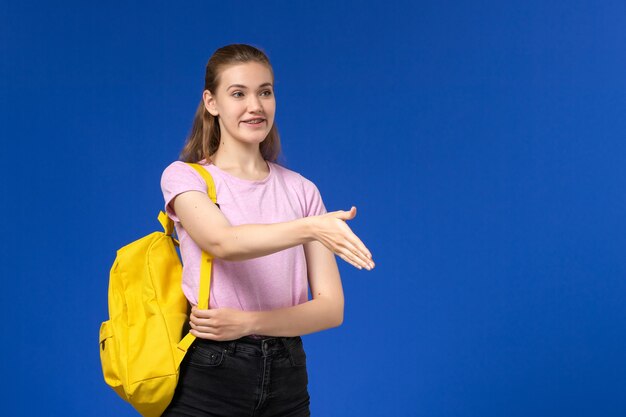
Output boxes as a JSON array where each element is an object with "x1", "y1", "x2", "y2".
[
  {"x1": 186, "y1": 163, "x2": 217, "y2": 204},
  {"x1": 184, "y1": 162, "x2": 217, "y2": 311},
  {"x1": 175, "y1": 162, "x2": 218, "y2": 364},
  {"x1": 158, "y1": 210, "x2": 175, "y2": 235}
]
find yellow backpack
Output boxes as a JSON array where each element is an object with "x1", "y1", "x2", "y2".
[{"x1": 99, "y1": 162, "x2": 217, "y2": 417}]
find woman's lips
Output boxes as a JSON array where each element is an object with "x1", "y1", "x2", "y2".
[{"x1": 242, "y1": 119, "x2": 266, "y2": 128}]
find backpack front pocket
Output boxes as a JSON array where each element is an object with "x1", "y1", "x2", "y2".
[{"x1": 99, "y1": 320, "x2": 123, "y2": 392}]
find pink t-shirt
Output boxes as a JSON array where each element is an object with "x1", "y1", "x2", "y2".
[{"x1": 160, "y1": 159, "x2": 327, "y2": 311}]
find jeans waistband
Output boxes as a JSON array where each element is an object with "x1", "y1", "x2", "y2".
[{"x1": 193, "y1": 335, "x2": 301, "y2": 355}]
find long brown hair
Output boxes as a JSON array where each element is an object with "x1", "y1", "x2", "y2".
[{"x1": 179, "y1": 44, "x2": 281, "y2": 163}]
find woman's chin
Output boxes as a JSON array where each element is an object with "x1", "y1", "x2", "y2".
[{"x1": 239, "y1": 131, "x2": 271, "y2": 144}]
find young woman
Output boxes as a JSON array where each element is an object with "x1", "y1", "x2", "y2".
[{"x1": 160, "y1": 43, "x2": 374, "y2": 417}]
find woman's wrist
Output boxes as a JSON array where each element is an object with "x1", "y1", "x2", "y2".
[
  {"x1": 300, "y1": 215, "x2": 318, "y2": 242},
  {"x1": 246, "y1": 311, "x2": 261, "y2": 336}
]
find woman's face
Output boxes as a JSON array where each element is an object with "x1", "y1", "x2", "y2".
[{"x1": 203, "y1": 62, "x2": 275, "y2": 150}]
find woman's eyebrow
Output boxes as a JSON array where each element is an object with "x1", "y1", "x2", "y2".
[{"x1": 227, "y1": 82, "x2": 273, "y2": 90}]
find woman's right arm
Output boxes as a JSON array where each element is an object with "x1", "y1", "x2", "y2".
[{"x1": 172, "y1": 190, "x2": 374, "y2": 270}]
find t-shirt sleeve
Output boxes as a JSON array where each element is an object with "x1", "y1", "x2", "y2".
[
  {"x1": 160, "y1": 161, "x2": 207, "y2": 222},
  {"x1": 300, "y1": 176, "x2": 327, "y2": 217}
]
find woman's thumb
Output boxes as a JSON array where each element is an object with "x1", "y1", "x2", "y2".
[{"x1": 335, "y1": 206, "x2": 357, "y2": 221}]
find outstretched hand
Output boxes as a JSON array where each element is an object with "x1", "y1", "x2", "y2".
[{"x1": 313, "y1": 206, "x2": 375, "y2": 270}]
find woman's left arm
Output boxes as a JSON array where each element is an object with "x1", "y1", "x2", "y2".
[{"x1": 189, "y1": 240, "x2": 349, "y2": 340}]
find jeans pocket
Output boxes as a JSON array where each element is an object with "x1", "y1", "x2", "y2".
[
  {"x1": 187, "y1": 343, "x2": 225, "y2": 368},
  {"x1": 287, "y1": 339, "x2": 307, "y2": 367}
]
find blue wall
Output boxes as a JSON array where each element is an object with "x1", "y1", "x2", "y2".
[{"x1": 2, "y1": 1, "x2": 625, "y2": 415}]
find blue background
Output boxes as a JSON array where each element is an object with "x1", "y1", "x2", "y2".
[{"x1": 2, "y1": 1, "x2": 625, "y2": 416}]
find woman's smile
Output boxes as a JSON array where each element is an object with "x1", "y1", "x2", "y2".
[{"x1": 242, "y1": 118, "x2": 266, "y2": 128}]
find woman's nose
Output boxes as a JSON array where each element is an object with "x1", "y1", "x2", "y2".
[{"x1": 247, "y1": 96, "x2": 263, "y2": 111}]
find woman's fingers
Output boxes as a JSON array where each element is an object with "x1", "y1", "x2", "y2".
[
  {"x1": 337, "y1": 252, "x2": 361, "y2": 270},
  {"x1": 346, "y1": 232, "x2": 373, "y2": 261},
  {"x1": 190, "y1": 315, "x2": 213, "y2": 326},
  {"x1": 329, "y1": 233, "x2": 375, "y2": 270},
  {"x1": 190, "y1": 329, "x2": 218, "y2": 340},
  {"x1": 337, "y1": 241, "x2": 375, "y2": 270},
  {"x1": 191, "y1": 306, "x2": 213, "y2": 318},
  {"x1": 342, "y1": 239, "x2": 374, "y2": 270},
  {"x1": 354, "y1": 236, "x2": 373, "y2": 260},
  {"x1": 331, "y1": 219, "x2": 371, "y2": 257},
  {"x1": 190, "y1": 308, "x2": 216, "y2": 328},
  {"x1": 339, "y1": 225, "x2": 374, "y2": 268},
  {"x1": 189, "y1": 317, "x2": 223, "y2": 339},
  {"x1": 189, "y1": 320, "x2": 215, "y2": 332}
]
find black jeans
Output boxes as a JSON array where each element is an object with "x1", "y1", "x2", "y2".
[{"x1": 162, "y1": 336, "x2": 310, "y2": 417}]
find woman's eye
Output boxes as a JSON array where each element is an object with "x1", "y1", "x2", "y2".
[
  {"x1": 261, "y1": 90, "x2": 273, "y2": 96},
  {"x1": 232, "y1": 91, "x2": 243, "y2": 98}
]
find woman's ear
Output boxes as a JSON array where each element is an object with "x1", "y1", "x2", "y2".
[{"x1": 203, "y1": 90, "x2": 218, "y2": 116}]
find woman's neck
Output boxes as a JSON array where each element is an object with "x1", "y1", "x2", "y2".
[{"x1": 209, "y1": 145, "x2": 269, "y2": 181}]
